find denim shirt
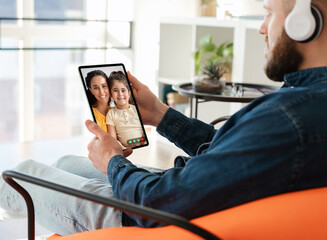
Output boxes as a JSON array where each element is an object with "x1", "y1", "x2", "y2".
[{"x1": 108, "y1": 67, "x2": 327, "y2": 228}]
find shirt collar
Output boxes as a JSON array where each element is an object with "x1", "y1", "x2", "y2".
[{"x1": 283, "y1": 67, "x2": 327, "y2": 88}]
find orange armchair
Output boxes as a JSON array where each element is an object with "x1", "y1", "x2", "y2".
[{"x1": 3, "y1": 170, "x2": 327, "y2": 240}]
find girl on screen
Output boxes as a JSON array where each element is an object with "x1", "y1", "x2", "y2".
[
  {"x1": 85, "y1": 70, "x2": 111, "y2": 132},
  {"x1": 106, "y1": 71, "x2": 145, "y2": 147}
]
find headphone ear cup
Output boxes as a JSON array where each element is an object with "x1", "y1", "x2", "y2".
[
  {"x1": 303, "y1": 5, "x2": 324, "y2": 43},
  {"x1": 285, "y1": 5, "x2": 323, "y2": 43}
]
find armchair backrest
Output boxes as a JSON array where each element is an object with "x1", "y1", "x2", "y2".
[{"x1": 48, "y1": 186, "x2": 327, "y2": 240}]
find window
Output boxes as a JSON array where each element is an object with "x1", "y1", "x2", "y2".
[
  {"x1": 0, "y1": 0, "x2": 134, "y2": 143},
  {"x1": 34, "y1": 43, "x2": 87, "y2": 139},
  {"x1": 0, "y1": 40, "x2": 18, "y2": 142},
  {"x1": 0, "y1": 0, "x2": 16, "y2": 18},
  {"x1": 34, "y1": 0, "x2": 85, "y2": 19}
]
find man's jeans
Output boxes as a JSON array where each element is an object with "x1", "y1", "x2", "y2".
[{"x1": 0, "y1": 156, "x2": 122, "y2": 236}]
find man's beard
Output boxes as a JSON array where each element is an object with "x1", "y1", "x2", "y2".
[{"x1": 264, "y1": 30, "x2": 303, "y2": 82}]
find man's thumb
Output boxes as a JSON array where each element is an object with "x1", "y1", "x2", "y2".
[{"x1": 85, "y1": 120, "x2": 106, "y2": 139}]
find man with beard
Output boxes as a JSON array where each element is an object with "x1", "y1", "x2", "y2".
[{"x1": 1, "y1": 0, "x2": 327, "y2": 236}]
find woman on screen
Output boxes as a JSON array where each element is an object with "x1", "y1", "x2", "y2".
[
  {"x1": 85, "y1": 70, "x2": 111, "y2": 132},
  {"x1": 106, "y1": 71, "x2": 145, "y2": 147}
]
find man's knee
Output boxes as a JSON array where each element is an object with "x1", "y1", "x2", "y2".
[
  {"x1": 15, "y1": 159, "x2": 37, "y2": 172},
  {"x1": 52, "y1": 155, "x2": 76, "y2": 170},
  {"x1": 52, "y1": 155, "x2": 89, "y2": 171}
]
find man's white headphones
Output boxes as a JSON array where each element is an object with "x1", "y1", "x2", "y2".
[{"x1": 285, "y1": 0, "x2": 324, "y2": 43}]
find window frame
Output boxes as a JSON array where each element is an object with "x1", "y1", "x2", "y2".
[{"x1": 0, "y1": 0, "x2": 133, "y2": 142}]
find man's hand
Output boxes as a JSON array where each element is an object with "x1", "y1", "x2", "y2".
[
  {"x1": 86, "y1": 120, "x2": 133, "y2": 174},
  {"x1": 128, "y1": 72, "x2": 168, "y2": 127}
]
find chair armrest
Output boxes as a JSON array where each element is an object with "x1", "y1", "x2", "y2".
[{"x1": 2, "y1": 170, "x2": 220, "y2": 240}]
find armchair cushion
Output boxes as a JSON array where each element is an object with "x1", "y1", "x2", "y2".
[{"x1": 48, "y1": 186, "x2": 327, "y2": 240}]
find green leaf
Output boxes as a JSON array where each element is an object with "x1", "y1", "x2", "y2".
[
  {"x1": 216, "y1": 42, "x2": 226, "y2": 57},
  {"x1": 209, "y1": 55, "x2": 218, "y2": 63},
  {"x1": 226, "y1": 42, "x2": 233, "y2": 48},
  {"x1": 201, "y1": 0, "x2": 217, "y2": 6},
  {"x1": 222, "y1": 48, "x2": 230, "y2": 57},
  {"x1": 225, "y1": 43, "x2": 233, "y2": 56},
  {"x1": 194, "y1": 51, "x2": 200, "y2": 62},
  {"x1": 203, "y1": 42, "x2": 216, "y2": 52},
  {"x1": 199, "y1": 34, "x2": 212, "y2": 48},
  {"x1": 195, "y1": 64, "x2": 201, "y2": 76}
]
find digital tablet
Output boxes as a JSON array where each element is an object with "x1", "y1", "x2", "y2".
[{"x1": 79, "y1": 63, "x2": 148, "y2": 149}]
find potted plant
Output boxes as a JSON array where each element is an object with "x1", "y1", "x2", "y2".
[
  {"x1": 193, "y1": 60, "x2": 226, "y2": 93},
  {"x1": 200, "y1": 0, "x2": 218, "y2": 17},
  {"x1": 194, "y1": 34, "x2": 233, "y2": 76},
  {"x1": 193, "y1": 34, "x2": 233, "y2": 93}
]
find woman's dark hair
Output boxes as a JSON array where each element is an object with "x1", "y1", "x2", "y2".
[
  {"x1": 108, "y1": 71, "x2": 134, "y2": 104},
  {"x1": 85, "y1": 70, "x2": 110, "y2": 106}
]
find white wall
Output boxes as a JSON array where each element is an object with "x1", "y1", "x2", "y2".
[
  {"x1": 132, "y1": 0, "x2": 266, "y2": 96},
  {"x1": 222, "y1": 0, "x2": 265, "y2": 17},
  {"x1": 132, "y1": 0, "x2": 198, "y2": 94}
]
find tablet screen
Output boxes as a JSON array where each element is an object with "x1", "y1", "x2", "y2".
[{"x1": 79, "y1": 63, "x2": 148, "y2": 149}]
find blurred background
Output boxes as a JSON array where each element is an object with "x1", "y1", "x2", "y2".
[
  {"x1": 0, "y1": 0, "x2": 269, "y2": 145},
  {"x1": 0, "y1": 1, "x2": 274, "y2": 238}
]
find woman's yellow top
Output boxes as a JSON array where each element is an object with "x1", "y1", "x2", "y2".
[{"x1": 92, "y1": 107, "x2": 111, "y2": 132}]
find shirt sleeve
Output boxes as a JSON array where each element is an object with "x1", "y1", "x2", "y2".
[
  {"x1": 156, "y1": 107, "x2": 216, "y2": 156},
  {"x1": 108, "y1": 97, "x2": 304, "y2": 228},
  {"x1": 106, "y1": 109, "x2": 115, "y2": 126}
]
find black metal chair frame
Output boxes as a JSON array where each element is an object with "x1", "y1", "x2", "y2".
[
  {"x1": 2, "y1": 170, "x2": 221, "y2": 240},
  {"x1": 209, "y1": 116, "x2": 230, "y2": 125}
]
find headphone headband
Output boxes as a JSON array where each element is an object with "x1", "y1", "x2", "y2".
[{"x1": 293, "y1": 0, "x2": 312, "y2": 13}]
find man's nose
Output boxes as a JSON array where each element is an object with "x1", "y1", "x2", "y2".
[{"x1": 258, "y1": 21, "x2": 267, "y2": 35}]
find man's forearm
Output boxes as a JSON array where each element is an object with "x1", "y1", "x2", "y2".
[{"x1": 157, "y1": 107, "x2": 216, "y2": 157}]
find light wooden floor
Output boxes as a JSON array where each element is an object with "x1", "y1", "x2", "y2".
[{"x1": 0, "y1": 127, "x2": 186, "y2": 240}]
